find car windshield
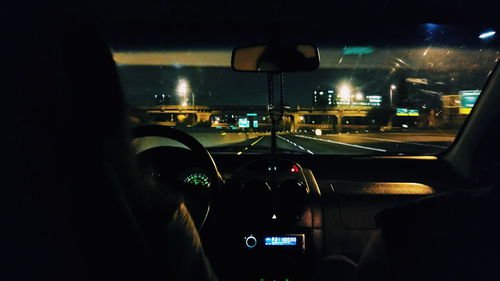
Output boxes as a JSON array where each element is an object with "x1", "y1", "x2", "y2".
[{"x1": 113, "y1": 24, "x2": 499, "y2": 156}]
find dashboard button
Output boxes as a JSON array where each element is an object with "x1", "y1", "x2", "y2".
[{"x1": 245, "y1": 235, "x2": 257, "y2": 248}]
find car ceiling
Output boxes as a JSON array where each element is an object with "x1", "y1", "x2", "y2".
[
  {"x1": 11, "y1": 0, "x2": 488, "y2": 31},
  {"x1": 9, "y1": 0, "x2": 498, "y2": 50},
  {"x1": 58, "y1": 0, "x2": 499, "y2": 25},
  {"x1": 37, "y1": 0, "x2": 494, "y2": 49}
]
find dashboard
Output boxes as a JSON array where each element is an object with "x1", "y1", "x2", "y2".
[
  {"x1": 136, "y1": 144, "x2": 321, "y2": 281},
  {"x1": 135, "y1": 143, "x2": 470, "y2": 281},
  {"x1": 206, "y1": 154, "x2": 464, "y2": 281}
]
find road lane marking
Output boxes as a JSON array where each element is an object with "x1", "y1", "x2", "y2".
[
  {"x1": 344, "y1": 135, "x2": 448, "y2": 149},
  {"x1": 236, "y1": 136, "x2": 264, "y2": 155},
  {"x1": 251, "y1": 136, "x2": 264, "y2": 146},
  {"x1": 295, "y1": 135, "x2": 387, "y2": 152},
  {"x1": 277, "y1": 135, "x2": 314, "y2": 154}
]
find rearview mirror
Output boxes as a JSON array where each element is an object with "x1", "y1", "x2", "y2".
[{"x1": 231, "y1": 43, "x2": 320, "y2": 72}]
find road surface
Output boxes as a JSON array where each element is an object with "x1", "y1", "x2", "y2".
[
  {"x1": 205, "y1": 132, "x2": 454, "y2": 156},
  {"x1": 134, "y1": 131, "x2": 455, "y2": 156}
]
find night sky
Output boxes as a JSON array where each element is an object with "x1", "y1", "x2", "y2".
[{"x1": 117, "y1": 59, "x2": 495, "y2": 108}]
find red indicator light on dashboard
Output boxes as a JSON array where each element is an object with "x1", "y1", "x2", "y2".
[{"x1": 290, "y1": 164, "x2": 300, "y2": 173}]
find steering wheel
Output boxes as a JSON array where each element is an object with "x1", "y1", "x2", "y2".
[{"x1": 132, "y1": 125, "x2": 222, "y2": 230}]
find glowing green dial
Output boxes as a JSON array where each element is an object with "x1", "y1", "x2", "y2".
[{"x1": 184, "y1": 173, "x2": 210, "y2": 187}]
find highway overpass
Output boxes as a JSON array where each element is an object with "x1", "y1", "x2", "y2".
[{"x1": 132, "y1": 105, "x2": 378, "y2": 132}]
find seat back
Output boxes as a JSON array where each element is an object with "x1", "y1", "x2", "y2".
[{"x1": 1, "y1": 14, "x2": 161, "y2": 281}]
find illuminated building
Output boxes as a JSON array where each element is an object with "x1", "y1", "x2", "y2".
[{"x1": 313, "y1": 89, "x2": 335, "y2": 107}]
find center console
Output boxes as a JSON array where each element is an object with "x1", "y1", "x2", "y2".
[{"x1": 203, "y1": 157, "x2": 323, "y2": 281}]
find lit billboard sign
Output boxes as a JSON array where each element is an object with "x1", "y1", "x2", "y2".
[
  {"x1": 238, "y1": 118, "x2": 250, "y2": 128},
  {"x1": 459, "y1": 90, "x2": 481, "y2": 115},
  {"x1": 366, "y1": 95, "x2": 382, "y2": 106},
  {"x1": 367, "y1": 95, "x2": 382, "y2": 102},
  {"x1": 396, "y1": 108, "x2": 419, "y2": 116},
  {"x1": 396, "y1": 108, "x2": 408, "y2": 116},
  {"x1": 339, "y1": 95, "x2": 383, "y2": 106},
  {"x1": 408, "y1": 109, "x2": 420, "y2": 116}
]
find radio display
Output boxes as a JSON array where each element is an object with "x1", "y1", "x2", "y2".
[{"x1": 264, "y1": 236, "x2": 297, "y2": 246}]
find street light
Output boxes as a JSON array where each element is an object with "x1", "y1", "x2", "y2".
[
  {"x1": 176, "y1": 79, "x2": 189, "y2": 96},
  {"x1": 176, "y1": 78, "x2": 190, "y2": 106},
  {"x1": 390, "y1": 84, "x2": 397, "y2": 107},
  {"x1": 338, "y1": 83, "x2": 352, "y2": 104}
]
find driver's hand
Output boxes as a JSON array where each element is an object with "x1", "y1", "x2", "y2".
[{"x1": 161, "y1": 203, "x2": 218, "y2": 281}]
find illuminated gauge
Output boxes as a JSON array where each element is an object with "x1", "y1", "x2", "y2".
[{"x1": 183, "y1": 172, "x2": 211, "y2": 188}]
